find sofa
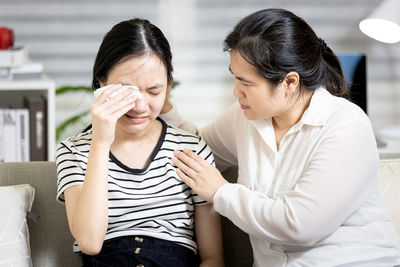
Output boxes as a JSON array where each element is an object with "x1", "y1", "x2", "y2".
[{"x1": 0, "y1": 153, "x2": 399, "y2": 267}]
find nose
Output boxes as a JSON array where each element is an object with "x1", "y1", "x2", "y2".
[
  {"x1": 233, "y1": 83, "x2": 244, "y2": 98},
  {"x1": 133, "y1": 98, "x2": 147, "y2": 113}
]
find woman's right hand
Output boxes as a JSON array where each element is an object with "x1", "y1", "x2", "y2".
[{"x1": 91, "y1": 84, "x2": 137, "y2": 146}]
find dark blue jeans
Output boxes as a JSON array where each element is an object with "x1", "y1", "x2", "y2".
[{"x1": 81, "y1": 235, "x2": 200, "y2": 267}]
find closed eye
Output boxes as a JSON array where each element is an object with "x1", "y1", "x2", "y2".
[{"x1": 147, "y1": 89, "x2": 162, "y2": 96}]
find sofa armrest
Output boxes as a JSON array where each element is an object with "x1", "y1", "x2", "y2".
[{"x1": 0, "y1": 161, "x2": 81, "y2": 267}]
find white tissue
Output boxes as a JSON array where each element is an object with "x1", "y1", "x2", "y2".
[{"x1": 94, "y1": 84, "x2": 143, "y2": 100}]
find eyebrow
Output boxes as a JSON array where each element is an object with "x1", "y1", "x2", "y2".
[
  {"x1": 121, "y1": 83, "x2": 165, "y2": 90},
  {"x1": 228, "y1": 66, "x2": 253, "y2": 84}
]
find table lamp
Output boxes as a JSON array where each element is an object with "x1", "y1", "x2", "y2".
[
  {"x1": 359, "y1": 0, "x2": 400, "y2": 44},
  {"x1": 359, "y1": 0, "x2": 400, "y2": 141}
]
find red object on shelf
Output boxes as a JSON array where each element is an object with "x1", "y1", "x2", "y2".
[{"x1": 0, "y1": 27, "x2": 14, "y2": 49}]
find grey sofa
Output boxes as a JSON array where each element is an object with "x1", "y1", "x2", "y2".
[
  {"x1": 0, "y1": 162, "x2": 253, "y2": 267},
  {"x1": 3, "y1": 155, "x2": 399, "y2": 267}
]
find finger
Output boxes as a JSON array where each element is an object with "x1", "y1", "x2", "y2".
[
  {"x1": 176, "y1": 169, "x2": 196, "y2": 189},
  {"x1": 97, "y1": 84, "x2": 122, "y2": 103},
  {"x1": 106, "y1": 93, "x2": 137, "y2": 114},
  {"x1": 183, "y1": 149, "x2": 210, "y2": 167},
  {"x1": 98, "y1": 90, "x2": 138, "y2": 115},
  {"x1": 174, "y1": 150, "x2": 203, "y2": 172},
  {"x1": 110, "y1": 97, "x2": 137, "y2": 120},
  {"x1": 172, "y1": 156, "x2": 198, "y2": 179}
]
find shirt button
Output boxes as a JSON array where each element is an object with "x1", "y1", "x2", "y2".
[
  {"x1": 136, "y1": 265, "x2": 144, "y2": 267},
  {"x1": 135, "y1": 236, "x2": 144, "y2": 243},
  {"x1": 134, "y1": 247, "x2": 141, "y2": 254}
]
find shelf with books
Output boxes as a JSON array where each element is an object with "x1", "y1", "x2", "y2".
[{"x1": 0, "y1": 76, "x2": 55, "y2": 161}]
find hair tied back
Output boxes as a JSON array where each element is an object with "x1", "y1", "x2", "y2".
[{"x1": 319, "y1": 38, "x2": 327, "y2": 56}]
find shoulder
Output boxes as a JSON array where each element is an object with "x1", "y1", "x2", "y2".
[
  {"x1": 164, "y1": 122, "x2": 201, "y2": 145},
  {"x1": 163, "y1": 121, "x2": 214, "y2": 161},
  {"x1": 313, "y1": 88, "x2": 371, "y2": 128},
  {"x1": 329, "y1": 95, "x2": 371, "y2": 127},
  {"x1": 56, "y1": 128, "x2": 92, "y2": 157}
]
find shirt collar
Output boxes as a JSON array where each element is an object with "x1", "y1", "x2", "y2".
[
  {"x1": 300, "y1": 87, "x2": 333, "y2": 127},
  {"x1": 249, "y1": 87, "x2": 333, "y2": 151}
]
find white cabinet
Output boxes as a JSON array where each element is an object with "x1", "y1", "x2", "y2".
[{"x1": 0, "y1": 77, "x2": 55, "y2": 161}]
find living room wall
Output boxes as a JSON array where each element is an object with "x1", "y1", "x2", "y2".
[{"x1": 1, "y1": 0, "x2": 399, "y2": 140}]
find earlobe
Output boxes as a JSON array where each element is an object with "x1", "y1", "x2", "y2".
[{"x1": 98, "y1": 79, "x2": 106, "y2": 88}]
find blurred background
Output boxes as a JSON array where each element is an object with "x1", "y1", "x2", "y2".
[{"x1": 1, "y1": 0, "x2": 399, "y2": 141}]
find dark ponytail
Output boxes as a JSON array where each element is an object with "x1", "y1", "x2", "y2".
[
  {"x1": 224, "y1": 8, "x2": 349, "y2": 98},
  {"x1": 320, "y1": 46, "x2": 349, "y2": 97}
]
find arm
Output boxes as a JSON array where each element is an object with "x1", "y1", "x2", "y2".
[
  {"x1": 60, "y1": 85, "x2": 137, "y2": 255},
  {"x1": 63, "y1": 143, "x2": 110, "y2": 255},
  {"x1": 195, "y1": 204, "x2": 225, "y2": 267},
  {"x1": 175, "y1": 119, "x2": 379, "y2": 245}
]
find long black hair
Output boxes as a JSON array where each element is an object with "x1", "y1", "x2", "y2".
[
  {"x1": 224, "y1": 8, "x2": 349, "y2": 98},
  {"x1": 92, "y1": 18, "x2": 173, "y2": 89}
]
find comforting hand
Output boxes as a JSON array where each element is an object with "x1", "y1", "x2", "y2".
[
  {"x1": 91, "y1": 84, "x2": 137, "y2": 146},
  {"x1": 172, "y1": 149, "x2": 228, "y2": 203}
]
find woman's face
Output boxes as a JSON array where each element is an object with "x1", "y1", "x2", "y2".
[
  {"x1": 101, "y1": 54, "x2": 170, "y2": 135},
  {"x1": 229, "y1": 49, "x2": 292, "y2": 121}
]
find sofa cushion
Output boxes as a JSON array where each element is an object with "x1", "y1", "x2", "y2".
[
  {"x1": 0, "y1": 184, "x2": 35, "y2": 267},
  {"x1": 379, "y1": 154, "x2": 400, "y2": 234}
]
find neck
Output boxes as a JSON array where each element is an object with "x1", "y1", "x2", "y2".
[{"x1": 273, "y1": 90, "x2": 314, "y2": 132}]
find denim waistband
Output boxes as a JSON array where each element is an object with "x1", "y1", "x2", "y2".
[{"x1": 101, "y1": 235, "x2": 195, "y2": 258}]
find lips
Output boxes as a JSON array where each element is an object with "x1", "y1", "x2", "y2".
[
  {"x1": 125, "y1": 114, "x2": 147, "y2": 123},
  {"x1": 239, "y1": 103, "x2": 250, "y2": 110}
]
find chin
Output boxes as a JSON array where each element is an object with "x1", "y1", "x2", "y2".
[
  {"x1": 243, "y1": 111, "x2": 257, "y2": 121},
  {"x1": 118, "y1": 116, "x2": 152, "y2": 134}
]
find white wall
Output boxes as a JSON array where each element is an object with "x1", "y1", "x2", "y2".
[{"x1": 1, "y1": 0, "x2": 399, "y2": 141}]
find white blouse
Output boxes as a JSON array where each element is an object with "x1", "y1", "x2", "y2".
[{"x1": 161, "y1": 88, "x2": 400, "y2": 266}]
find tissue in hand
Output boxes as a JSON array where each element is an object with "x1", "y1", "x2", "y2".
[{"x1": 94, "y1": 84, "x2": 143, "y2": 100}]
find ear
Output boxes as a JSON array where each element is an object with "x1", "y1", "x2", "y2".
[
  {"x1": 283, "y1": 71, "x2": 300, "y2": 96},
  {"x1": 98, "y1": 77, "x2": 106, "y2": 88}
]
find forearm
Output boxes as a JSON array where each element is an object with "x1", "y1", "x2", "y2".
[
  {"x1": 69, "y1": 143, "x2": 110, "y2": 254},
  {"x1": 195, "y1": 204, "x2": 225, "y2": 267}
]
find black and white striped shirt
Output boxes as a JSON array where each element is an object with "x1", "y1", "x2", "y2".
[{"x1": 56, "y1": 119, "x2": 214, "y2": 253}]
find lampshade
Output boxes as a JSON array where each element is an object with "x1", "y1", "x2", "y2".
[{"x1": 359, "y1": 0, "x2": 400, "y2": 44}]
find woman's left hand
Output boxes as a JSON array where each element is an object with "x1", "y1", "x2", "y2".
[{"x1": 172, "y1": 150, "x2": 228, "y2": 203}]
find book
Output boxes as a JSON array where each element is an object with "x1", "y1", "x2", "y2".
[
  {"x1": 16, "y1": 109, "x2": 30, "y2": 162},
  {"x1": 0, "y1": 46, "x2": 28, "y2": 68},
  {"x1": 23, "y1": 96, "x2": 47, "y2": 161},
  {"x1": 2, "y1": 109, "x2": 18, "y2": 161},
  {"x1": 0, "y1": 62, "x2": 43, "y2": 81},
  {"x1": 10, "y1": 62, "x2": 43, "y2": 80}
]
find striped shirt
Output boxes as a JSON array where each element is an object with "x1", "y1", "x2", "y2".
[{"x1": 56, "y1": 118, "x2": 214, "y2": 253}]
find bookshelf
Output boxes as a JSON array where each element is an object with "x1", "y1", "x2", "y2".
[{"x1": 0, "y1": 76, "x2": 55, "y2": 161}]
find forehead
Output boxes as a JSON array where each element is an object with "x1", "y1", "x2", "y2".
[
  {"x1": 230, "y1": 50, "x2": 259, "y2": 77},
  {"x1": 108, "y1": 54, "x2": 167, "y2": 81}
]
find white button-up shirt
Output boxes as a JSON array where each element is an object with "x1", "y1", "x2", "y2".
[{"x1": 161, "y1": 87, "x2": 400, "y2": 266}]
